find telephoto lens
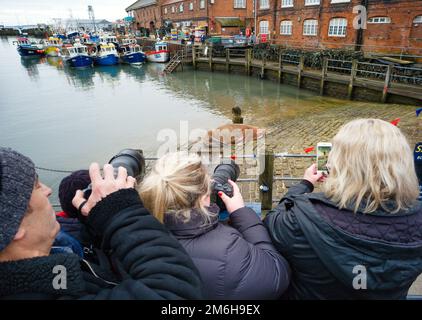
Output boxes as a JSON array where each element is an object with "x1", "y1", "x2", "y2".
[
  {"x1": 83, "y1": 148, "x2": 145, "y2": 199},
  {"x1": 211, "y1": 161, "x2": 240, "y2": 212}
]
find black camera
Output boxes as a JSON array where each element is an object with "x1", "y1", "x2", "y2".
[
  {"x1": 211, "y1": 161, "x2": 240, "y2": 212},
  {"x1": 83, "y1": 148, "x2": 145, "y2": 199}
]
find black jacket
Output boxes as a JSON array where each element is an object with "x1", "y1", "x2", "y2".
[
  {"x1": 264, "y1": 181, "x2": 422, "y2": 300},
  {"x1": 164, "y1": 205, "x2": 291, "y2": 299},
  {"x1": 0, "y1": 189, "x2": 203, "y2": 300}
]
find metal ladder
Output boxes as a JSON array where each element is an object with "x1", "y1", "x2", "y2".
[{"x1": 164, "y1": 50, "x2": 184, "y2": 73}]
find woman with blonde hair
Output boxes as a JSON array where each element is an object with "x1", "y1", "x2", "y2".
[
  {"x1": 139, "y1": 152, "x2": 290, "y2": 299},
  {"x1": 265, "y1": 118, "x2": 422, "y2": 299}
]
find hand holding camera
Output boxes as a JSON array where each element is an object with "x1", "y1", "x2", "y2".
[
  {"x1": 72, "y1": 163, "x2": 136, "y2": 216},
  {"x1": 217, "y1": 179, "x2": 245, "y2": 214},
  {"x1": 303, "y1": 163, "x2": 325, "y2": 186}
]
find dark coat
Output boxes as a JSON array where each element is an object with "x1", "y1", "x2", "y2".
[
  {"x1": 264, "y1": 180, "x2": 422, "y2": 300},
  {"x1": 164, "y1": 205, "x2": 291, "y2": 299},
  {"x1": 0, "y1": 189, "x2": 203, "y2": 300}
]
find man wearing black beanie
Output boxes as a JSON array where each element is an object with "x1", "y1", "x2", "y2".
[{"x1": 0, "y1": 147, "x2": 203, "y2": 299}]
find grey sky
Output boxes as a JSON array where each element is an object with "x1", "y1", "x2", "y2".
[{"x1": 0, "y1": 0, "x2": 135, "y2": 26}]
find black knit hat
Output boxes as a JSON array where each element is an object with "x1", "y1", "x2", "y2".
[
  {"x1": 0, "y1": 147, "x2": 36, "y2": 251},
  {"x1": 58, "y1": 170, "x2": 90, "y2": 218}
]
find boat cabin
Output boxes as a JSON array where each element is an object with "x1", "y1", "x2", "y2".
[
  {"x1": 122, "y1": 44, "x2": 142, "y2": 53},
  {"x1": 99, "y1": 44, "x2": 117, "y2": 54},
  {"x1": 17, "y1": 37, "x2": 30, "y2": 45},
  {"x1": 61, "y1": 45, "x2": 88, "y2": 57},
  {"x1": 155, "y1": 42, "x2": 168, "y2": 52},
  {"x1": 121, "y1": 38, "x2": 137, "y2": 46},
  {"x1": 47, "y1": 37, "x2": 62, "y2": 46}
]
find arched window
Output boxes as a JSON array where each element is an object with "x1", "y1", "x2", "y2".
[
  {"x1": 328, "y1": 18, "x2": 347, "y2": 37},
  {"x1": 280, "y1": 20, "x2": 292, "y2": 35},
  {"x1": 260, "y1": 20, "x2": 269, "y2": 34},
  {"x1": 303, "y1": 19, "x2": 318, "y2": 36},
  {"x1": 414, "y1": 16, "x2": 422, "y2": 24}
]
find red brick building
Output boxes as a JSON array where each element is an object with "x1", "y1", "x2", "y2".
[
  {"x1": 126, "y1": 0, "x2": 422, "y2": 54},
  {"x1": 126, "y1": 0, "x2": 162, "y2": 33},
  {"x1": 160, "y1": 0, "x2": 208, "y2": 30},
  {"x1": 270, "y1": 0, "x2": 422, "y2": 54}
]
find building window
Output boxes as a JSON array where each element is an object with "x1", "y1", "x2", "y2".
[
  {"x1": 328, "y1": 18, "x2": 347, "y2": 37},
  {"x1": 172, "y1": 6, "x2": 175, "y2": 13},
  {"x1": 281, "y1": 0, "x2": 293, "y2": 7},
  {"x1": 164, "y1": 7, "x2": 168, "y2": 14},
  {"x1": 414, "y1": 16, "x2": 422, "y2": 24},
  {"x1": 179, "y1": 4, "x2": 184, "y2": 12},
  {"x1": 200, "y1": 0, "x2": 205, "y2": 9},
  {"x1": 368, "y1": 17, "x2": 391, "y2": 24},
  {"x1": 280, "y1": 20, "x2": 292, "y2": 35},
  {"x1": 189, "y1": 2, "x2": 193, "y2": 10},
  {"x1": 305, "y1": 0, "x2": 319, "y2": 5},
  {"x1": 234, "y1": 0, "x2": 246, "y2": 8},
  {"x1": 260, "y1": 20, "x2": 269, "y2": 34},
  {"x1": 331, "y1": 0, "x2": 350, "y2": 3},
  {"x1": 303, "y1": 19, "x2": 318, "y2": 36},
  {"x1": 260, "y1": 0, "x2": 270, "y2": 9}
]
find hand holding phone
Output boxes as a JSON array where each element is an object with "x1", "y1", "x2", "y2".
[{"x1": 317, "y1": 142, "x2": 332, "y2": 175}]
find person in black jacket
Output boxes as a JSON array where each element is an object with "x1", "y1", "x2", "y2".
[
  {"x1": 264, "y1": 119, "x2": 422, "y2": 300},
  {"x1": 139, "y1": 152, "x2": 290, "y2": 300},
  {"x1": 0, "y1": 147, "x2": 203, "y2": 299}
]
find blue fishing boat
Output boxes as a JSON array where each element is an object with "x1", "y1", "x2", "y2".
[
  {"x1": 61, "y1": 42, "x2": 93, "y2": 68},
  {"x1": 119, "y1": 38, "x2": 146, "y2": 65},
  {"x1": 16, "y1": 37, "x2": 45, "y2": 57},
  {"x1": 93, "y1": 43, "x2": 119, "y2": 66}
]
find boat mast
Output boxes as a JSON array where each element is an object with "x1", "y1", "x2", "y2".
[{"x1": 88, "y1": 5, "x2": 97, "y2": 34}]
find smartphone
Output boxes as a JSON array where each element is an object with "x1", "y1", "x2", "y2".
[{"x1": 317, "y1": 142, "x2": 332, "y2": 174}]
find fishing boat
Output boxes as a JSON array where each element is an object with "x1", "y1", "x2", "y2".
[
  {"x1": 144, "y1": 41, "x2": 169, "y2": 63},
  {"x1": 92, "y1": 43, "x2": 119, "y2": 66},
  {"x1": 119, "y1": 38, "x2": 146, "y2": 65},
  {"x1": 44, "y1": 37, "x2": 63, "y2": 57},
  {"x1": 16, "y1": 37, "x2": 45, "y2": 57},
  {"x1": 61, "y1": 41, "x2": 93, "y2": 68}
]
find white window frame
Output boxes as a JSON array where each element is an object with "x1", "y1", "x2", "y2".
[
  {"x1": 260, "y1": 0, "x2": 270, "y2": 9},
  {"x1": 179, "y1": 3, "x2": 184, "y2": 12},
  {"x1": 368, "y1": 17, "x2": 391, "y2": 24},
  {"x1": 172, "y1": 6, "x2": 175, "y2": 13},
  {"x1": 414, "y1": 16, "x2": 422, "y2": 24},
  {"x1": 280, "y1": 20, "x2": 292, "y2": 35},
  {"x1": 259, "y1": 20, "x2": 269, "y2": 34},
  {"x1": 164, "y1": 7, "x2": 168, "y2": 14},
  {"x1": 331, "y1": 0, "x2": 350, "y2": 3},
  {"x1": 303, "y1": 19, "x2": 318, "y2": 36},
  {"x1": 305, "y1": 0, "x2": 320, "y2": 5},
  {"x1": 189, "y1": 2, "x2": 194, "y2": 10},
  {"x1": 200, "y1": 0, "x2": 205, "y2": 9},
  {"x1": 234, "y1": 0, "x2": 246, "y2": 8},
  {"x1": 328, "y1": 18, "x2": 347, "y2": 37},
  {"x1": 281, "y1": 0, "x2": 293, "y2": 8}
]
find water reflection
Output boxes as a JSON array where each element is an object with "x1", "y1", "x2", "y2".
[
  {"x1": 63, "y1": 66, "x2": 96, "y2": 89},
  {"x1": 121, "y1": 64, "x2": 146, "y2": 82},
  {"x1": 46, "y1": 56, "x2": 64, "y2": 69},
  {"x1": 96, "y1": 65, "x2": 122, "y2": 85},
  {"x1": 20, "y1": 56, "x2": 46, "y2": 80}
]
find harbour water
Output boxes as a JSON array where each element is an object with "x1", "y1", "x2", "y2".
[{"x1": 1, "y1": 36, "x2": 419, "y2": 206}]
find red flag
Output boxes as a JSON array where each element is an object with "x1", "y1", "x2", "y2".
[
  {"x1": 390, "y1": 118, "x2": 400, "y2": 126},
  {"x1": 230, "y1": 155, "x2": 237, "y2": 160},
  {"x1": 304, "y1": 146, "x2": 315, "y2": 154}
]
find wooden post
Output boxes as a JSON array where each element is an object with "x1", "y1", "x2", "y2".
[
  {"x1": 347, "y1": 59, "x2": 358, "y2": 100},
  {"x1": 192, "y1": 45, "x2": 197, "y2": 69},
  {"x1": 260, "y1": 54, "x2": 266, "y2": 79},
  {"x1": 320, "y1": 57, "x2": 328, "y2": 96},
  {"x1": 246, "y1": 48, "x2": 252, "y2": 76},
  {"x1": 226, "y1": 49, "x2": 230, "y2": 73},
  {"x1": 381, "y1": 64, "x2": 392, "y2": 103},
  {"x1": 297, "y1": 55, "x2": 304, "y2": 88},
  {"x1": 259, "y1": 152, "x2": 274, "y2": 211},
  {"x1": 278, "y1": 50, "x2": 283, "y2": 83},
  {"x1": 209, "y1": 44, "x2": 213, "y2": 72}
]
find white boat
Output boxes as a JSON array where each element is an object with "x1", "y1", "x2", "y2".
[{"x1": 145, "y1": 41, "x2": 170, "y2": 63}]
